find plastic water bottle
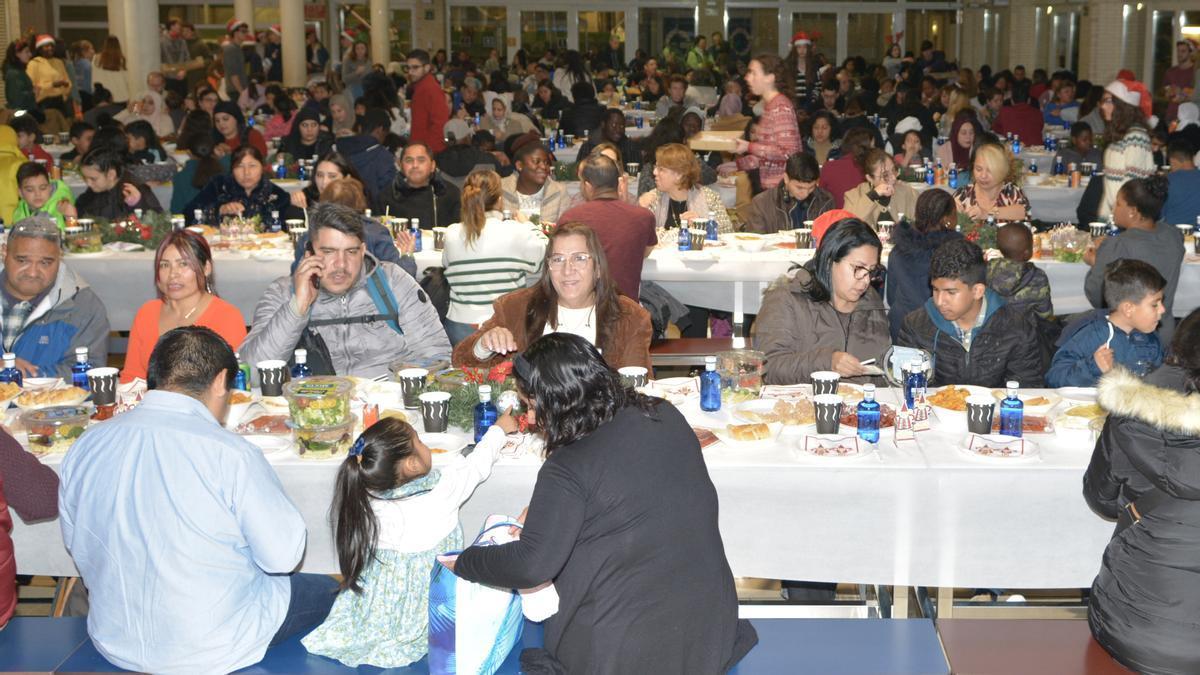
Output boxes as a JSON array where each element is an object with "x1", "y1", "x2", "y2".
[
  {"x1": 1053, "y1": 155, "x2": 1065, "y2": 176},
  {"x1": 1106, "y1": 214, "x2": 1119, "y2": 237},
  {"x1": 856, "y1": 383, "x2": 881, "y2": 443},
  {"x1": 269, "y1": 209, "x2": 281, "y2": 233},
  {"x1": 71, "y1": 347, "x2": 92, "y2": 390},
  {"x1": 411, "y1": 217, "x2": 422, "y2": 252},
  {"x1": 274, "y1": 160, "x2": 286, "y2": 179},
  {"x1": 705, "y1": 211, "x2": 719, "y2": 241},
  {"x1": 1011, "y1": 137, "x2": 1021, "y2": 155},
  {"x1": 999, "y1": 381, "x2": 1024, "y2": 437},
  {"x1": 298, "y1": 161, "x2": 308, "y2": 181},
  {"x1": 233, "y1": 352, "x2": 249, "y2": 391},
  {"x1": 700, "y1": 356, "x2": 721, "y2": 412},
  {"x1": 0, "y1": 353, "x2": 22, "y2": 387},
  {"x1": 1027, "y1": 161, "x2": 1037, "y2": 176},
  {"x1": 924, "y1": 161, "x2": 935, "y2": 186},
  {"x1": 677, "y1": 221, "x2": 691, "y2": 251},
  {"x1": 903, "y1": 359, "x2": 926, "y2": 409},
  {"x1": 948, "y1": 164, "x2": 958, "y2": 190},
  {"x1": 291, "y1": 349, "x2": 312, "y2": 379},
  {"x1": 474, "y1": 385, "x2": 499, "y2": 443}
]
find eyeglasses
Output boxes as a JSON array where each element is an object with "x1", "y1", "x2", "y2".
[
  {"x1": 548, "y1": 253, "x2": 592, "y2": 269},
  {"x1": 849, "y1": 263, "x2": 883, "y2": 281}
]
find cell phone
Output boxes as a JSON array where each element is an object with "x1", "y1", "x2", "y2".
[{"x1": 304, "y1": 240, "x2": 320, "y2": 288}]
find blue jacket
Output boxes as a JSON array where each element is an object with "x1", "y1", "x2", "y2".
[
  {"x1": 332, "y1": 135, "x2": 397, "y2": 204},
  {"x1": 885, "y1": 221, "x2": 962, "y2": 340},
  {"x1": 0, "y1": 263, "x2": 110, "y2": 378},
  {"x1": 1046, "y1": 309, "x2": 1162, "y2": 388}
]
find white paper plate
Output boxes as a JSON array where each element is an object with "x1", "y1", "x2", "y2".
[
  {"x1": 65, "y1": 249, "x2": 112, "y2": 258},
  {"x1": 23, "y1": 377, "x2": 62, "y2": 391},
  {"x1": 249, "y1": 434, "x2": 295, "y2": 457},
  {"x1": 958, "y1": 433, "x2": 1040, "y2": 461},
  {"x1": 1058, "y1": 387, "x2": 1098, "y2": 405},
  {"x1": 795, "y1": 434, "x2": 874, "y2": 460},
  {"x1": 420, "y1": 432, "x2": 471, "y2": 465},
  {"x1": 928, "y1": 385, "x2": 992, "y2": 423},
  {"x1": 732, "y1": 399, "x2": 814, "y2": 430}
]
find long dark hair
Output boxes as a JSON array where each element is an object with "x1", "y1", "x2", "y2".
[
  {"x1": 125, "y1": 120, "x2": 165, "y2": 156},
  {"x1": 525, "y1": 223, "x2": 625, "y2": 353},
  {"x1": 1167, "y1": 308, "x2": 1200, "y2": 394},
  {"x1": 153, "y1": 230, "x2": 215, "y2": 299},
  {"x1": 515, "y1": 333, "x2": 659, "y2": 454},
  {"x1": 913, "y1": 189, "x2": 956, "y2": 234},
  {"x1": 1103, "y1": 96, "x2": 1146, "y2": 145},
  {"x1": 332, "y1": 417, "x2": 419, "y2": 592},
  {"x1": 803, "y1": 218, "x2": 882, "y2": 302}
]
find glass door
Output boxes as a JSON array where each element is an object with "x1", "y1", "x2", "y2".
[
  {"x1": 449, "y1": 6, "x2": 507, "y2": 63},
  {"x1": 520, "y1": 11, "x2": 569, "y2": 57},
  {"x1": 640, "y1": 8, "x2": 696, "y2": 68},
  {"x1": 726, "y1": 7, "x2": 779, "y2": 66}
]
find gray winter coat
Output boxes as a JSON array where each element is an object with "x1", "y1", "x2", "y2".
[{"x1": 240, "y1": 254, "x2": 450, "y2": 379}]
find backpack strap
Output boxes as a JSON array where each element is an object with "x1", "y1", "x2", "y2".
[{"x1": 365, "y1": 270, "x2": 404, "y2": 336}]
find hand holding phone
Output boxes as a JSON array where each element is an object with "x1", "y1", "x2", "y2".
[{"x1": 294, "y1": 246, "x2": 324, "y2": 313}]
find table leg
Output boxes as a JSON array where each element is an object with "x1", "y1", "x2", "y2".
[
  {"x1": 893, "y1": 585, "x2": 910, "y2": 619},
  {"x1": 937, "y1": 586, "x2": 955, "y2": 619}
]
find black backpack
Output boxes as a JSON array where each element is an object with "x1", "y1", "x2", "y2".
[{"x1": 419, "y1": 266, "x2": 451, "y2": 322}]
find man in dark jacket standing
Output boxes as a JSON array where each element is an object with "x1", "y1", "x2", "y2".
[
  {"x1": 332, "y1": 108, "x2": 397, "y2": 201},
  {"x1": 897, "y1": 238, "x2": 1043, "y2": 387},
  {"x1": 374, "y1": 142, "x2": 460, "y2": 227},
  {"x1": 406, "y1": 49, "x2": 449, "y2": 154}
]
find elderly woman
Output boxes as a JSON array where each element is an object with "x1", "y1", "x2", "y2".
[
  {"x1": 453, "y1": 222, "x2": 653, "y2": 371},
  {"x1": 213, "y1": 101, "x2": 267, "y2": 157},
  {"x1": 120, "y1": 230, "x2": 246, "y2": 382},
  {"x1": 183, "y1": 145, "x2": 289, "y2": 224},
  {"x1": 953, "y1": 142, "x2": 1031, "y2": 223},
  {"x1": 755, "y1": 218, "x2": 891, "y2": 384},
  {"x1": 1083, "y1": 308, "x2": 1200, "y2": 674},
  {"x1": 449, "y1": 332, "x2": 754, "y2": 673},
  {"x1": 479, "y1": 91, "x2": 537, "y2": 142},
  {"x1": 844, "y1": 148, "x2": 920, "y2": 227},
  {"x1": 638, "y1": 143, "x2": 732, "y2": 232},
  {"x1": 115, "y1": 90, "x2": 175, "y2": 139}
]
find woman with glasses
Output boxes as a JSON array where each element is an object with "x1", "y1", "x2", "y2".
[
  {"x1": 453, "y1": 222, "x2": 653, "y2": 371},
  {"x1": 952, "y1": 142, "x2": 1030, "y2": 224},
  {"x1": 844, "y1": 148, "x2": 920, "y2": 228},
  {"x1": 754, "y1": 217, "x2": 890, "y2": 384},
  {"x1": 441, "y1": 170, "x2": 547, "y2": 346}
]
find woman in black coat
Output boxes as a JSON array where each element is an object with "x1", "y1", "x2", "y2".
[
  {"x1": 449, "y1": 333, "x2": 755, "y2": 674},
  {"x1": 183, "y1": 145, "x2": 289, "y2": 226},
  {"x1": 885, "y1": 188, "x2": 962, "y2": 340},
  {"x1": 1084, "y1": 307, "x2": 1200, "y2": 675}
]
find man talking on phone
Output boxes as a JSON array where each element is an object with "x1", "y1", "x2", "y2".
[{"x1": 240, "y1": 202, "x2": 450, "y2": 378}]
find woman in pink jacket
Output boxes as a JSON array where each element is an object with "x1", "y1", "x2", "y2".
[{"x1": 722, "y1": 54, "x2": 802, "y2": 190}]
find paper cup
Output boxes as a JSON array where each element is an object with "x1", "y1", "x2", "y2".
[
  {"x1": 398, "y1": 367, "x2": 429, "y2": 409},
  {"x1": 689, "y1": 231, "x2": 706, "y2": 250},
  {"x1": 390, "y1": 218, "x2": 410, "y2": 238},
  {"x1": 966, "y1": 395, "x2": 997, "y2": 435},
  {"x1": 1089, "y1": 222, "x2": 1106, "y2": 238},
  {"x1": 257, "y1": 360, "x2": 289, "y2": 397},
  {"x1": 87, "y1": 367, "x2": 119, "y2": 405},
  {"x1": 795, "y1": 228, "x2": 813, "y2": 249},
  {"x1": 813, "y1": 394, "x2": 844, "y2": 435},
  {"x1": 618, "y1": 366, "x2": 648, "y2": 389},
  {"x1": 811, "y1": 370, "x2": 841, "y2": 396},
  {"x1": 433, "y1": 226, "x2": 448, "y2": 250},
  {"x1": 419, "y1": 391, "x2": 452, "y2": 433}
]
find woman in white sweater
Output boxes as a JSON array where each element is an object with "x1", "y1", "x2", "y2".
[
  {"x1": 1099, "y1": 80, "x2": 1155, "y2": 219},
  {"x1": 441, "y1": 169, "x2": 548, "y2": 345}
]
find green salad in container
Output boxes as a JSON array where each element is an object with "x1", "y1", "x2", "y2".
[{"x1": 283, "y1": 377, "x2": 353, "y2": 428}]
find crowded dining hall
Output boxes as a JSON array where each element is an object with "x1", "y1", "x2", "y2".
[{"x1": 2, "y1": 4, "x2": 1200, "y2": 673}]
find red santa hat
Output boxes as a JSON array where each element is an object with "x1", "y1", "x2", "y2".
[
  {"x1": 34, "y1": 34, "x2": 55, "y2": 49},
  {"x1": 1106, "y1": 79, "x2": 1153, "y2": 120},
  {"x1": 269, "y1": 24, "x2": 281, "y2": 36},
  {"x1": 791, "y1": 31, "x2": 816, "y2": 47},
  {"x1": 341, "y1": 28, "x2": 357, "y2": 42},
  {"x1": 226, "y1": 18, "x2": 248, "y2": 34}
]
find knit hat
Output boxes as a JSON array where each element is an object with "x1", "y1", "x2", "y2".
[
  {"x1": 34, "y1": 34, "x2": 55, "y2": 49},
  {"x1": 213, "y1": 101, "x2": 245, "y2": 130},
  {"x1": 811, "y1": 209, "x2": 856, "y2": 248},
  {"x1": 226, "y1": 18, "x2": 248, "y2": 34},
  {"x1": 682, "y1": 106, "x2": 705, "y2": 122},
  {"x1": 443, "y1": 119, "x2": 473, "y2": 143},
  {"x1": 791, "y1": 31, "x2": 815, "y2": 47}
]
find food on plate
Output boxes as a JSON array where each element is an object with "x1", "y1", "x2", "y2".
[
  {"x1": 430, "y1": 447, "x2": 448, "y2": 454},
  {"x1": 836, "y1": 384, "x2": 860, "y2": 397},
  {"x1": 237, "y1": 414, "x2": 291, "y2": 435},
  {"x1": 840, "y1": 403, "x2": 897, "y2": 428},
  {"x1": 66, "y1": 228, "x2": 103, "y2": 253},
  {"x1": 738, "y1": 399, "x2": 816, "y2": 426},
  {"x1": 23, "y1": 406, "x2": 89, "y2": 455},
  {"x1": 990, "y1": 415, "x2": 1053, "y2": 434},
  {"x1": 283, "y1": 377, "x2": 353, "y2": 427},
  {"x1": 734, "y1": 234, "x2": 762, "y2": 241},
  {"x1": 929, "y1": 385, "x2": 971, "y2": 411},
  {"x1": 692, "y1": 427, "x2": 719, "y2": 449},
  {"x1": 1063, "y1": 403, "x2": 1104, "y2": 419},
  {"x1": 726, "y1": 423, "x2": 771, "y2": 441},
  {"x1": 17, "y1": 386, "x2": 87, "y2": 408},
  {"x1": 230, "y1": 391, "x2": 253, "y2": 405},
  {"x1": 990, "y1": 390, "x2": 1051, "y2": 407},
  {"x1": 0, "y1": 382, "x2": 21, "y2": 401}
]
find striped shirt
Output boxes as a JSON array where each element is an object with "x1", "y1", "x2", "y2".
[{"x1": 441, "y1": 213, "x2": 548, "y2": 324}]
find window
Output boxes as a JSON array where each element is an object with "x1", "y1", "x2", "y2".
[
  {"x1": 727, "y1": 8, "x2": 778, "y2": 67},
  {"x1": 906, "y1": 10, "x2": 958, "y2": 63},
  {"x1": 580, "y1": 11, "x2": 625, "y2": 61},
  {"x1": 521, "y1": 11, "x2": 568, "y2": 57},
  {"x1": 791, "y1": 13, "x2": 838, "y2": 62},
  {"x1": 640, "y1": 8, "x2": 695, "y2": 67},
  {"x1": 450, "y1": 6, "x2": 507, "y2": 64},
  {"x1": 847, "y1": 13, "x2": 892, "y2": 66}
]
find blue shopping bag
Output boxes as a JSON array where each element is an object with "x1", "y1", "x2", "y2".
[{"x1": 429, "y1": 520, "x2": 525, "y2": 675}]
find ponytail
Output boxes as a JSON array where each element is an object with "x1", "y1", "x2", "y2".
[
  {"x1": 460, "y1": 169, "x2": 503, "y2": 247},
  {"x1": 331, "y1": 417, "x2": 419, "y2": 592}
]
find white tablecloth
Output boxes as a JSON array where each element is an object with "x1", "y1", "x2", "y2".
[
  {"x1": 10, "y1": 386, "x2": 1114, "y2": 588},
  {"x1": 60, "y1": 242, "x2": 1200, "y2": 332}
]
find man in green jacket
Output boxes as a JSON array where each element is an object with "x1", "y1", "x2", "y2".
[{"x1": 12, "y1": 161, "x2": 76, "y2": 230}]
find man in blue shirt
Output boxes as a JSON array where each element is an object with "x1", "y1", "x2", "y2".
[
  {"x1": 1164, "y1": 139, "x2": 1200, "y2": 227},
  {"x1": 59, "y1": 327, "x2": 334, "y2": 673}
]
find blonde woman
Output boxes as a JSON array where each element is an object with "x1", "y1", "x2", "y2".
[
  {"x1": 441, "y1": 170, "x2": 548, "y2": 345},
  {"x1": 939, "y1": 86, "x2": 973, "y2": 137},
  {"x1": 639, "y1": 143, "x2": 732, "y2": 232},
  {"x1": 91, "y1": 35, "x2": 130, "y2": 103},
  {"x1": 953, "y1": 142, "x2": 1031, "y2": 223}
]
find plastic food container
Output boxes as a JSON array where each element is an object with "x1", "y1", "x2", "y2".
[
  {"x1": 23, "y1": 406, "x2": 90, "y2": 455},
  {"x1": 64, "y1": 227, "x2": 103, "y2": 254},
  {"x1": 283, "y1": 376, "x2": 353, "y2": 428},
  {"x1": 294, "y1": 415, "x2": 356, "y2": 460}
]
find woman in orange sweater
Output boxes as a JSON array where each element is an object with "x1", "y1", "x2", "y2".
[{"x1": 120, "y1": 230, "x2": 247, "y2": 382}]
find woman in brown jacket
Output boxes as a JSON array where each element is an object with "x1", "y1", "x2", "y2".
[
  {"x1": 453, "y1": 222, "x2": 654, "y2": 372},
  {"x1": 754, "y1": 217, "x2": 892, "y2": 385},
  {"x1": 844, "y1": 148, "x2": 920, "y2": 228}
]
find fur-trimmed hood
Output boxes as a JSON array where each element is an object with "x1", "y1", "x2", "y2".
[{"x1": 1098, "y1": 367, "x2": 1200, "y2": 436}]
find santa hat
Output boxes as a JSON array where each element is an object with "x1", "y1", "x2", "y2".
[
  {"x1": 1116, "y1": 69, "x2": 1137, "y2": 81},
  {"x1": 791, "y1": 31, "x2": 816, "y2": 47},
  {"x1": 1106, "y1": 79, "x2": 1154, "y2": 121},
  {"x1": 242, "y1": 35, "x2": 258, "y2": 45},
  {"x1": 34, "y1": 34, "x2": 55, "y2": 49},
  {"x1": 341, "y1": 28, "x2": 357, "y2": 41},
  {"x1": 226, "y1": 18, "x2": 248, "y2": 34},
  {"x1": 269, "y1": 24, "x2": 281, "y2": 36},
  {"x1": 812, "y1": 209, "x2": 857, "y2": 248}
]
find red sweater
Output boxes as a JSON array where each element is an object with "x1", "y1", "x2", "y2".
[
  {"x1": 24, "y1": 144, "x2": 54, "y2": 168},
  {"x1": 0, "y1": 430, "x2": 60, "y2": 626},
  {"x1": 736, "y1": 94, "x2": 802, "y2": 189},
  {"x1": 409, "y1": 73, "x2": 449, "y2": 154},
  {"x1": 819, "y1": 156, "x2": 866, "y2": 209},
  {"x1": 992, "y1": 103, "x2": 1044, "y2": 147}
]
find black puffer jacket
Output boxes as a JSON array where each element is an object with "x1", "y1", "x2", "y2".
[
  {"x1": 1084, "y1": 366, "x2": 1200, "y2": 675},
  {"x1": 896, "y1": 289, "x2": 1044, "y2": 387},
  {"x1": 884, "y1": 222, "x2": 962, "y2": 340},
  {"x1": 373, "y1": 173, "x2": 461, "y2": 228}
]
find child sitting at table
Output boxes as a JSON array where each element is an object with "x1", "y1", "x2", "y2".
[
  {"x1": 301, "y1": 413, "x2": 517, "y2": 668},
  {"x1": 125, "y1": 120, "x2": 169, "y2": 165},
  {"x1": 986, "y1": 222, "x2": 1053, "y2": 320},
  {"x1": 9, "y1": 113, "x2": 54, "y2": 168},
  {"x1": 58, "y1": 121, "x2": 93, "y2": 164},
  {"x1": 74, "y1": 148, "x2": 163, "y2": 220},
  {"x1": 1046, "y1": 259, "x2": 1165, "y2": 387},
  {"x1": 11, "y1": 160, "x2": 75, "y2": 229},
  {"x1": 1058, "y1": 122, "x2": 1102, "y2": 169}
]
